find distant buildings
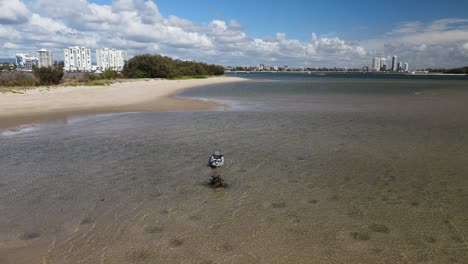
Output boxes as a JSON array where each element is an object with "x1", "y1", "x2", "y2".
[
  {"x1": 96, "y1": 48, "x2": 127, "y2": 71},
  {"x1": 380, "y1": 58, "x2": 386, "y2": 71},
  {"x1": 64, "y1": 46, "x2": 92, "y2": 72},
  {"x1": 9, "y1": 46, "x2": 128, "y2": 72},
  {"x1": 372, "y1": 57, "x2": 381, "y2": 71},
  {"x1": 15, "y1": 54, "x2": 38, "y2": 71},
  {"x1": 369, "y1": 55, "x2": 409, "y2": 72},
  {"x1": 392, "y1": 56, "x2": 398, "y2": 71},
  {"x1": 37, "y1": 49, "x2": 53, "y2": 68}
]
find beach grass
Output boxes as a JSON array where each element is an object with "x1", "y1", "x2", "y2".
[
  {"x1": 0, "y1": 86, "x2": 34, "y2": 94},
  {"x1": 68, "y1": 80, "x2": 113, "y2": 87}
]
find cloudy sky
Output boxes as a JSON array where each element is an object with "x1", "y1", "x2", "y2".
[{"x1": 1, "y1": 0, "x2": 468, "y2": 68}]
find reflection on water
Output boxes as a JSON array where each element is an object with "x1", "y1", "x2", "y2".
[{"x1": 1, "y1": 76, "x2": 468, "y2": 263}]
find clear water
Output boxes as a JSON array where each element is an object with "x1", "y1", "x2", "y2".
[{"x1": 1, "y1": 73, "x2": 468, "y2": 263}]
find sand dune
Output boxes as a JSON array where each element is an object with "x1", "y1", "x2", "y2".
[{"x1": 0, "y1": 77, "x2": 247, "y2": 128}]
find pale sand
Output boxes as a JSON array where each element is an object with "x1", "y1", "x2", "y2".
[{"x1": 0, "y1": 76, "x2": 247, "y2": 128}]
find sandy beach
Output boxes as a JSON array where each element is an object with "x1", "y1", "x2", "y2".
[{"x1": 0, "y1": 76, "x2": 247, "y2": 129}]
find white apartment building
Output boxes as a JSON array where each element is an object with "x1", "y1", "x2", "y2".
[
  {"x1": 404, "y1": 62, "x2": 409, "y2": 72},
  {"x1": 37, "y1": 49, "x2": 53, "y2": 68},
  {"x1": 379, "y1": 58, "x2": 386, "y2": 70},
  {"x1": 64, "y1": 47, "x2": 92, "y2": 72},
  {"x1": 372, "y1": 57, "x2": 381, "y2": 71},
  {"x1": 96, "y1": 48, "x2": 127, "y2": 71},
  {"x1": 15, "y1": 54, "x2": 38, "y2": 71},
  {"x1": 392, "y1": 55, "x2": 398, "y2": 71}
]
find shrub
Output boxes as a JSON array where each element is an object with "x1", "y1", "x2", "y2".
[
  {"x1": 0, "y1": 71, "x2": 38, "y2": 87},
  {"x1": 33, "y1": 66, "x2": 64, "y2": 85},
  {"x1": 81, "y1": 73, "x2": 99, "y2": 81},
  {"x1": 122, "y1": 54, "x2": 224, "y2": 79},
  {"x1": 100, "y1": 69, "x2": 120, "y2": 79}
]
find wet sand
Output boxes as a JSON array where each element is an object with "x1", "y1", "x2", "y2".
[
  {"x1": 0, "y1": 77, "x2": 247, "y2": 129},
  {"x1": 1, "y1": 77, "x2": 468, "y2": 263}
]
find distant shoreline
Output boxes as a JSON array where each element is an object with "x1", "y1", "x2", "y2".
[
  {"x1": 0, "y1": 76, "x2": 248, "y2": 129},
  {"x1": 226, "y1": 71, "x2": 467, "y2": 76}
]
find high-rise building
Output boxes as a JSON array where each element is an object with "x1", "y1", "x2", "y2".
[
  {"x1": 397, "y1": 61, "x2": 402, "y2": 72},
  {"x1": 15, "y1": 54, "x2": 38, "y2": 71},
  {"x1": 380, "y1": 58, "x2": 386, "y2": 71},
  {"x1": 96, "y1": 48, "x2": 127, "y2": 71},
  {"x1": 391, "y1": 55, "x2": 398, "y2": 71},
  {"x1": 404, "y1": 62, "x2": 409, "y2": 72},
  {"x1": 372, "y1": 57, "x2": 381, "y2": 71},
  {"x1": 64, "y1": 46, "x2": 92, "y2": 72},
  {"x1": 37, "y1": 49, "x2": 53, "y2": 68}
]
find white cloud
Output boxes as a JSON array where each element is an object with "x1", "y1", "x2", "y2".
[
  {"x1": 363, "y1": 18, "x2": 468, "y2": 68},
  {"x1": 229, "y1": 19, "x2": 243, "y2": 30},
  {"x1": 112, "y1": 0, "x2": 136, "y2": 12},
  {"x1": 167, "y1": 15, "x2": 198, "y2": 31},
  {"x1": 388, "y1": 21, "x2": 422, "y2": 35},
  {"x1": 0, "y1": 0, "x2": 370, "y2": 66},
  {"x1": 0, "y1": 0, "x2": 367, "y2": 66},
  {"x1": 426, "y1": 18, "x2": 468, "y2": 32},
  {"x1": 1, "y1": 0, "x2": 466, "y2": 68},
  {"x1": 3, "y1": 42, "x2": 20, "y2": 49},
  {"x1": 0, "y1": 0, "x2": 30, "y2": 24}
]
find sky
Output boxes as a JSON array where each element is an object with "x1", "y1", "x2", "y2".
[{"x1": 1, "y1": 0, "x2": 468, "y2": 68}]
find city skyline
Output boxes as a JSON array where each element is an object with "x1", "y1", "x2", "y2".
[
  {"x1": 372, "y1": 55, "x2": 409, "y2": 72},
  {"x1": 1, "y1": 1, "x2": 468, "y2": 68},
  {"x1": 11, "y1": 46, "x2": 127, "y2": 72}
]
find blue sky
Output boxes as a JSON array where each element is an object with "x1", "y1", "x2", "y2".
[
  {"x1": 93, "y1": 0, "x2": 468, "y2": 41},
  {"x1": 2, "y1": 0, "x2": 468, "y2": 68}
]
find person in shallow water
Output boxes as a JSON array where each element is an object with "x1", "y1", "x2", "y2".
[
  {"x1": 208, "y1": 150, "x2": 225, "y2": 187},
  {"x1": 208, "y1": 149, "x2": 224, "y2": 168}
]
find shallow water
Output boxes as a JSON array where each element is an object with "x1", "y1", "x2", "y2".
[{"x1": 1, "y1": 73, "x2": 468, "y2": 263}]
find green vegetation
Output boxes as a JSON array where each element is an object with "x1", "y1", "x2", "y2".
[
  {"x1": 0, "y1": 63, "x2": 16, "y2": 71},
  {"x1": 0, "y1": 66, "x2": 65, "y2": 88},
  {"x1": 62, "y1": 70, "x2": 121, "y2": 86},
  {"x1": 423, "y1": 67, "x2": 468, "y2": 74},
  {"x1": 68, "y1": 81, "x2": 111, "y2": 86},
  {"x1": 0, "y1": 71, "x2": 38, "y2": 87},
  {"x1": 424, "y1": 68, "x2": 447, "y2": 72},
  {"x1": 65, "y1": 73, "x2": 115, "y2": 86},
  {"x1": 33, "y1": 66, "x2": 64, "y2": 85},
  {"x1": 83, "y1": 70, "x2": 121, "y2": 82},
  {"x1": 122, "y1": 54, "x2": 224, "y2": 79},
  {"x1": 99, "y1": 69, "x2": 121, "y2": 79},
  {"x1": 444, "y1": 66, "x2": 468, "y2": 74},
  {"x1": 0, "y1": 54, "x2": 223, "y2": 89},
  {"x1": 75, "y1": 80, "x2": 112, "y2": 86}
]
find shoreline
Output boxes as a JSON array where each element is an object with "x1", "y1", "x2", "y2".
[
  {"x1": 0, "y1": 76, "x2": 248, "y2": 129},
  {"x1": 226, "y1": 71, "x2": 467, "y2": 76}
]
